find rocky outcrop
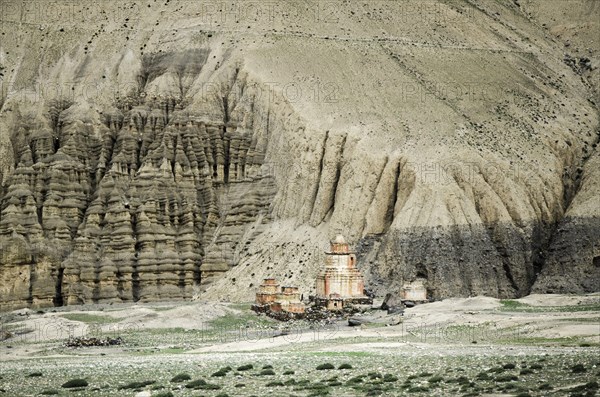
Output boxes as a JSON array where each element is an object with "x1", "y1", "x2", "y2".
[
  {"x1": 0, "y1": 0, "x2": 599, "y2": 309},
  {"x1": 532, "y1": 150, "x2": 600, "y2": 293},
  {"x1": 0, "y1": 60, "x2": 280, "y2": 308}
]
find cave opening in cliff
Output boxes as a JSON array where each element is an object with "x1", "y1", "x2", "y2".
[
  {"x1": 594, "y1": 256, "x2": 600, "y2": 268},
  {"x1": 415, "y1": 263, "x2": 428, "y2": 281}
]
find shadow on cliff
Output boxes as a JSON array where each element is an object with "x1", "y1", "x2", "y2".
[{"x1": 356, "y1": 216, "x2": 600, "y2": 301}]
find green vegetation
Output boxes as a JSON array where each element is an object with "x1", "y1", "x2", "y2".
[
  {"x1": 496, "y1": 375, "x2": 518, "y2": 382},
  {"x1": 316, "y1": 363, "x2": 335, "y2": 370},
  {"x1": 407, "y1": 385, "x2": 429, "y2": 392},
  {"x1": 499, "y1": 300, "x2": 600, "y2": 313},
  {"x1": 117, "y1": 380, "x2": 155, "y2": 390},
  {"x1": 27, "y1": 372, "x2": 43, "y2": 377},
  {"x1": 40, "y1": 390, "x2": 59, "y2": 395},
  {"x1": 60, "y1": 313, "x2": 119, "y2": 324},
  {"x1": 211, "y1": 366, "x2": 233, "y2": 377},
  {"x1": 195, "y1": 383, "x2": 222, "y2": 390},
  {"x1": 572, "y1": 363, "x2": 587, "y2": 373},
  {"x1": 208, "y1": 310, "x2": 274, "y2": 330},
  {"x1": 170, "y1": 373, "x2": 191, "y2": 382},
  {"x1": 383, "y1": 374, "x2": 398, "y2": 382},
  {"x1": 568, "y1": 381, "x2": 598, "y2": 394},
  {"x1": 539, "y1": 383, "x2": 553, "y2": 390},
  {"x1": 185, "y1": 379, "x2": 206, "y2": 388},
  {"x1": 61, "y1": 378, "x2": 88, "y2": 388},
  {"x1": 1, "y1": 325, "x2": 598, "y2": 397},
  {"x1": 266, "y1": 381, "x2": 285, "y2": 387},
  {"x1": 347, "y1": 375, "x2": 365, "y2": 384}
]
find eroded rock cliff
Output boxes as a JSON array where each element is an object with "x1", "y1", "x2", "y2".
[{"x1": 0, "y1": 0, "x2": 598, "y2": 309}]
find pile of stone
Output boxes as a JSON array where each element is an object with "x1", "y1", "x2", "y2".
[{"x1": 64, "y1": 336, "x2": 123, "y2": 348}]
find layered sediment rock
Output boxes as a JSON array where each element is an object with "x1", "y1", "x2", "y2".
[
  {"x1": 0, "y1": 0, "x2": 599, "y2": 309},
  {"x1": 0, "y1": 64, "x2": 279, "y2": 308}
]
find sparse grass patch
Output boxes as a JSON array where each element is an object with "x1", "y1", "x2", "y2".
[
  {"x1": 259, "y1": 369, "x2": 275, "y2": 376},
  {"x1": 237, "y1": 364, "x2": 253, "y2": 371},
  {"x1": 538, "y1": 383, "x2": 553, "y2": 390},
  {"x1": 117, "y1": 380, "x2": 155, "y2": 390},
  {"x1": 1, "y1": 326, "x2": 598, "y2": 397},
  {"x1": 195, "y1": 383, "x2": 222, "y2": 390},
  {"x1": 185, "y1": 379, "x2": 207, "y2": 388},
  {"x1": 211, "y1": 366, "x2": 233, "y2": 377},
  {"x1": 170, "y1": 373, "x2": 191, "y2": 382},
  {"x1": 383, "y1": 374, "x2": 398, "y2": 382},
  {"x1": 495, "y1": 374, "x2": 518, "y2": 382},
  {"x1": 61, "y1": 378, "x2": 88, "y2": 388},
  {"x1": 499, "y1": 301, "x2": 600, "y2": 313},
  {"x1": 60, "y1": 313, "x2": 119, "y2": 324},
  {"x1": 347, "y1": 375, "x2": 365, "y2": 384},
  {"x1": 27, "y1": 371, "x2": 43, "y2": 377},
  {"x1": 572, "y1": 363, "x2": 587, "y2": 373},
  {"x1": 568, "y1": 381, "x2": 599, "y2": 394},
  {"x1": 316, "y1": 363, "x2": 335, "y2": 370},
  {"x1": 40, "y1": 390, "x2": 59, "y2": 395},
  {"x1": 338, "y1": 363, "x2": 352, "y2": 369},
  {"x1": 407, "y1": 385, "x2": 429, "y2": 392},
  {"x1": 450, "y1": 376, "x2": 470, "y2": 385},
  {"x1": 500, "y1": 300, "x2": 531, "y2": 310},
  {"x1": 298, "y1": 381, "x2": 330, "y2": 395},
  {"x1": 208, "y1": 311, "x2": 274, "y2": 330},
  {"x1": 266, "y1": 381, "x2": 284, "y2": 387}
]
